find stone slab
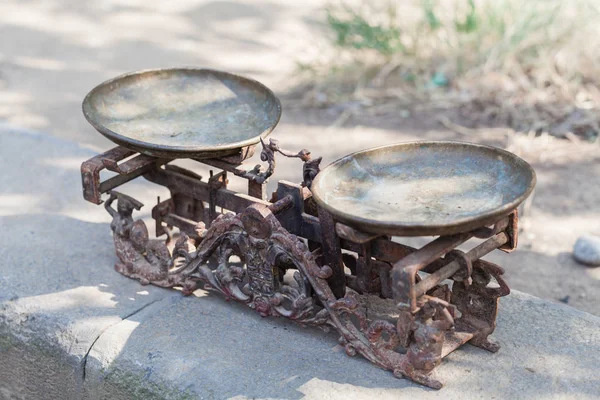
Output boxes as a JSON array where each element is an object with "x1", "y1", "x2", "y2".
[
  {"x1": 1, "y1": 128, "x2": 599, "y2": 399},
  {"x1": 83, "y1": 290, "x2": 600, "y2": 400},
  {"x1": 0, "y1": 127, "x2": 179, "y2": 398}
]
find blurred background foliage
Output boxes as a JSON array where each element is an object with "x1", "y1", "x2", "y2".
[{"x1": 294, "y1": 0, "x2": 600, "y2": 140}]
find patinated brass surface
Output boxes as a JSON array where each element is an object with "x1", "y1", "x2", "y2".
[
  {"x1": 82, "y1": 68, "x2": 281, "y2": 158},
  {"x1": 311, "y1": 141, "x2": 536, "y2": 236}
]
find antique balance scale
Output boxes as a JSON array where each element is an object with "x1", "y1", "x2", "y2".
[{"x1": 80, "y1": 68, "x2": 535, "y2": 389}]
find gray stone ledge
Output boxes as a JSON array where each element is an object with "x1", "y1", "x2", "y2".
[
  {"x1": 0, "y1": 250, "x2": 600, "y2": 399},
  {"x1": 2, "y1": 127, "x2": 599, "y2": 399},
  {"x1": 3, "y1": 280, "x2": 600, "y2": 399}
]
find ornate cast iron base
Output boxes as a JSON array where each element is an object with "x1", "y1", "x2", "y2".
[
  {"x1": 84, "y1": 138, "x2": 518, "y2": 390},
  {"x1": 104, "y1": 189, "x2": 512, "y2": 390}
]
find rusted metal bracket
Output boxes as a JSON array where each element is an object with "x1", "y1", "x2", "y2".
[
  {"x1": 499, "y1": 210, "x2": 519, "y2": 252},
  {"x1": 316, "y1": 206, "x2": 346, "y2": 299},
  {"x1": 208, "y1": 170, "x2": 228, "y2": 226},
  {"x1": 392, "y1": 232, "x2": 473, "y2": 312},
  {"x1": 336, "y1": 223, "x2": 381, "y2": 244},
  {"x1": 81, "y1": 146, "x2": 170, "y2": 204}
]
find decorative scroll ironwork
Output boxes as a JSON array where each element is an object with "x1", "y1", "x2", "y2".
[
  {"x1": 91, "y1": 137, "x2": 517, "y2": 390},
  {"x1": 234, "y1": 138, "x2": 321, "y2": 188},
  {"x1": 109, "y1": 195, "x2": 331, "y2": 326},
  {"x1": 105, "y1": 191, "x2": 174, "y2": 286},
  {"x1": 104, "y1": 191, "x2": 509, "y2": 390}
]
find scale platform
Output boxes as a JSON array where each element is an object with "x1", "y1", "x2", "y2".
[
  {"x1": 311, "y1": 141, "x2": 536, "y2": 236},
  {"x1": 82, "y1": 68, "x2": 281, "y2": 159}
]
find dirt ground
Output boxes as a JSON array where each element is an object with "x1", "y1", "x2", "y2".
[{"x1": 1, "y1": 0, "x2": 599, "y2": 315}]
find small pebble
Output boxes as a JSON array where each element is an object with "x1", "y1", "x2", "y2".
[{"x1": 573, "y1": 235, "x2": 600, "y2": 266}]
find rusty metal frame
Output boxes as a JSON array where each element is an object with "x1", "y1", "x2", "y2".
[{"x1": 81, "y1": 139, "x2": 521, "y2": 390}]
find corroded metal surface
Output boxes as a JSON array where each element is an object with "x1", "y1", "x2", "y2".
[
  {"x1": 235, "y1": 137, "x2": 321, "y2": 188},
  {"x1": 80, "y1": 147, "x2": 171, "y2": 204},
  {"x1": 82, "y1": 68, "x2": 281, "y2": 158},
  {"x1": 104, "y1": 191, "x2": 175, "y2": 286},
  {"x1": 82, "y1": 137, "x2": 528, "y2": 390},
  {"x1": 311, "y1": 141, "x2": 536, "y2": 236},
  {"x1": 100, "y1": 188, "x2": 514, "y2": 390},
  {"x1": 81, "y1": 69, "x2": 536, "y2": 390}
]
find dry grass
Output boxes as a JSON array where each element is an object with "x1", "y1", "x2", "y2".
[{"x1": 292, "y1": 0, "x2": 600, "y2": 140}]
